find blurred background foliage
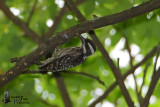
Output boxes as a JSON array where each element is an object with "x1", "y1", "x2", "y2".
[{"x1": 0, "y1": 0, "x2": 160, "y2": 107}]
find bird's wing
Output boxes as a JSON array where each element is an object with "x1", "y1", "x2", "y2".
[
  {"x1": 40, "y1": 47, "x2": 82, "y2": 65},
  {"x1": 40, "y1": 52, "x2": 84, "y2": 71}
]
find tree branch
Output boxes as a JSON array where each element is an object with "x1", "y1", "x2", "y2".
[
  {"x1": 117, "y1": 58, "x2": 120, "y2": 71},
  {"x1": 139, "y1": 63, "x2": 150, "y2": 95},
  {"x1": 153, "y1": 45, "x2": 160, "y2": 74},
  {"x1": 39, "y1": 98, "x2": 58, "y2": 107},
  {"x1": 0, "y1": 0, "x2": 160, "y2": 89},
  {"x1": 23, "y1": 70, "x2": 105, "y2": 86},
  {"x1": 0, "y1": 0, "x2": 42, "y2": 44},
  {"x1": 90, "y1": 82, "x2": 118, "y2": 107},
  {"x1": 139, "y1": 63, "x2": 150, "y2": 106},
  {"x1": 62, "y1": 71, "x2": 105, "y2": 86},
  {"x1": 89, "y1": 44, "x2": 159, "y2": 107},
  {"x1": 125, "y1": 36, "x2": 140, "y2": 103},
  {"x1": 53, "y1": 73, "x2": 72, "y2": 107},
  {"x1": 116, "y1": 27, "x2": 140, "y2": 102},
  {"x1": 114, "y1": 25, "x2": 134, "y2": 67},
  {"x1": 142, "y1": 46, "x2": 160, "y2": 107},
  {"x1": 26, "y1": 0, "x2": 38, "y2": 25},
  {"x1": 64, "y1": 0, "x2": 134, "y2": 106},
  {"x1": 142, "y1": 67, "x2": 160, "y2": 107}
]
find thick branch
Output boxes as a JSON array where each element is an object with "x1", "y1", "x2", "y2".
[
  {"x1": 0, "y1": 0, "x2": 42, "y2": 44},
  {"x1": 64, "y1": 0, "x2": 134, "y2": 106},
  {"x1": 0, "y1": 0, "x2": 160, "y2": 88},
  {"x1": 90, "y1": 44, "x2": 158, "y2": 106}
]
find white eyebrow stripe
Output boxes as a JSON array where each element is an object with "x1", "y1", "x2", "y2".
[{"x1": 88, "y1": 43, "x2": 94, "y2": 55}]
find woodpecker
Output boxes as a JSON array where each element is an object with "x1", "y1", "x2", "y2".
[{"x1": 36, "y1": 35, "x2": 96, "y2": 71}]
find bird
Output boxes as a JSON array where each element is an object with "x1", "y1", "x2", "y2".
[{"x1": 36, "y1": 35, "x2": 96, "y2": 72}]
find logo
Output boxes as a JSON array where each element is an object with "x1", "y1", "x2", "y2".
[
  {"x1": 2, "y1": 89, "x2": 29, "y2": 104},
  {"x1": 2, "y1": 89, "x2": 11, "y2": 104}
]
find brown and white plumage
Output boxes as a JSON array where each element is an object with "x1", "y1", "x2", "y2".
[{"x1": 36, "y1": 35, "x2": 96, "y2": 72}]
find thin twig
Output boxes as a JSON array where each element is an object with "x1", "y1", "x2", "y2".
[
  {"x1": 139, "y1": 63, "x2": 150, "y2": 94},
  {"x1": 114, "y1": 25, "x2": 134, "y2": 67},
  {"x1": 139, "y1": 63, "x2": 150, "y2": 106},
  {"x1": 125, "y1": 36, "x2": 139, "y2": 101},
  {"x1": 26, "y1": 0, "x2": 38, "y2": 25},
  {"x1": 23, "y1": 70, "x2": 105, "y2": 86},
  {"x1": 62, "y1": 71, "x2": 105, "y2": 86},
  {"x1": 90, "y1": 82, "x2": 117, "y2": 107},
  {"x1": 153, "y1": 45, "x2": 160, "y2": 75},
  {"x1": 133, "y1": 74, "x2": 139, "y2": 98},
  {"x1": 125, "y1": 36, "x2": 134, "y2": 67},
  {"x1": 117, "y1": 58, "x2": 120, "y2": 71}
]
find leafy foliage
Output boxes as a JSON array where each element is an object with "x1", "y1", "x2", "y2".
[{"x1": 0, "y1": 0, "x2": 160, "y2": 107}]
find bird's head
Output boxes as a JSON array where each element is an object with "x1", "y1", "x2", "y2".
[{"x1": 79, "y1": 35, "x2": 96, "y2": 57}]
